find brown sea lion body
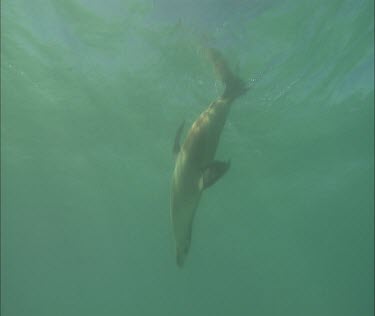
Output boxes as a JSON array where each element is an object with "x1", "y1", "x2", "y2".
[{"x1": 170, "y1": 48, "x2": 248, "y2": 267}]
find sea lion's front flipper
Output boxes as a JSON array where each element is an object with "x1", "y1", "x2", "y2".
[
  {"x1": 200, "y1": 160, "x2": 230, "y2": 190},
  {"x1": 173, "y1": 121, "x2": 185, "y2": 155}
]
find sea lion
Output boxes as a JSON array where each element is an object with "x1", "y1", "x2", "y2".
[{"x1": 170, "y1": 47, "x2": 248, "y2": 267}]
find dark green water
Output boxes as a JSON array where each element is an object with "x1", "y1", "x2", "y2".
[{"x1": 1, "y1": 1, "x2": 373, "y2": 315}]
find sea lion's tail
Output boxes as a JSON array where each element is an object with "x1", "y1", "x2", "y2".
[{"x1": 206, "y1": 47, "x2": 248, "y2": 101}]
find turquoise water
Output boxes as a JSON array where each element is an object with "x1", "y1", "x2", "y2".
[{"x1": 1, "y1": 0, "x2": 373, "y2": 315}]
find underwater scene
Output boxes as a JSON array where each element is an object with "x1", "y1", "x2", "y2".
[{"x1": 1, "y1": 0, "x2": 374, "y2": 315}]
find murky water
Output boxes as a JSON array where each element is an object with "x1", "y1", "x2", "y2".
[{"x1": 1, "y1": 0, "x2": 373, "y2": 315}]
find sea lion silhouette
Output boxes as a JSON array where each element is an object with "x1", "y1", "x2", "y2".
[{"x1": 170, "y1": 47, "x2": 248, "y2": 267}]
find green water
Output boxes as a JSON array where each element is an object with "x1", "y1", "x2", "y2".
[{"x1": 1, "y1": 0, "x2": 373, "y2": 315}]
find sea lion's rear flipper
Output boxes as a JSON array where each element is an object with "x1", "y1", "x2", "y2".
[
  {"x1": 200, "y1": 160, "x2": 231, "y2": 190},
  {"x1": 206, "y1": 47, "x2": 248, "y2": 100},
  {"x1": 173, "y1": 120, "x2": 185, "y2": 155}
]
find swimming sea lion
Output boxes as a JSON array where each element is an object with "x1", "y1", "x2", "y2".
[{"x1": 170, "y1": 47, "x2": 248, "y2": 267}]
